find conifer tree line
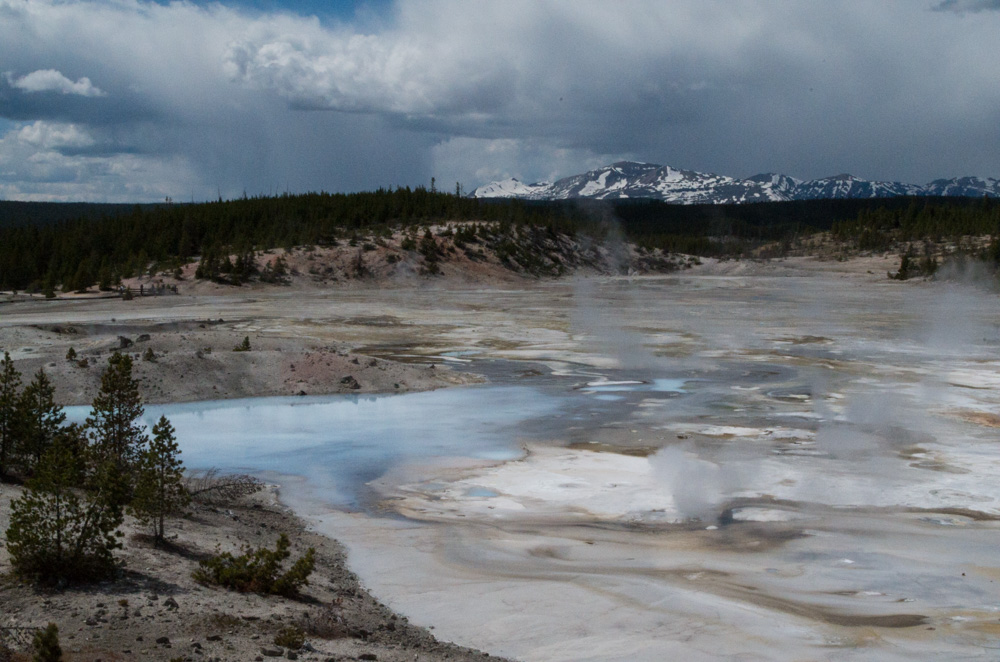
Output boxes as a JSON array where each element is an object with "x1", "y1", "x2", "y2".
[
  {"x1": 0, "y1": 351, "x2": 187, "y2": 583},
  {"x1": 2, "y1": 191, "x2": 1000, "y2": 291},
  {"x1": 0, "y1": 188, "x2": 581, "y2": 292}
]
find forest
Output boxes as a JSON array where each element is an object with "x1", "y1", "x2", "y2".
[{"x1": 1, "y1": 190, "x2": 999, "y2": 291}]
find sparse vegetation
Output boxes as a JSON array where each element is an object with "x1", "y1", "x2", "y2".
[
  {"x1": 273, "y1": 625, "x2": 305, "y2": 650},
  {"x1": 31, "y1": 623, "x2": 62, "y2": 662},
  {"x1": 193, "y1": 533, "x2": 316, "y2": 597},
  {"x1": 2, "y1": 353, "x2": 187, "y2": 585},
  {"x1": 233, "y1": 336, "x2": 251, "y2": 352}
]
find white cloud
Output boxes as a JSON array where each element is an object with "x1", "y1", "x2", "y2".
[
  {"x1": 15, "y1": 120, "x2": 95, "y2": 149},
  {"x1": 0, "y1": 121, "x2": 200, "y2": 202},
  {"x1": 5, "y1": 69, "x2": 105, "y2": 97},
  {"x1": 431, "y1": 137, "x2": 625, "y2": 192}
]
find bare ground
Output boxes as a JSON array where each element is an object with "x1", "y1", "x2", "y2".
[{"x1": 0, "y1": 481, "x2": 508, "y2": 662}]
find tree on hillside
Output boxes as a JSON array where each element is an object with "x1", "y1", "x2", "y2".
[
  {"x1": 86, "y1": 353, "x2": 147, "y2": 503},
  {"x1": 32, "y1": 623, "x2": 63, "y2": 662},
  {"x1": 5, "y1": 437, "x2": 124, "y2": 583},
  {"x1": 17, "y1": 368, "x2": 65, "y2": 475},
  {"x1": 0, "y1": 351, "x2": 22, "y2": 478},
  {"x1": 130, "y1": 415, "x2": 189, "y2": 544}
]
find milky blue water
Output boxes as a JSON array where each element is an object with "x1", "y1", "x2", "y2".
[{"x1": 64, "y1": 385, "x2": 564, "y2": 509}]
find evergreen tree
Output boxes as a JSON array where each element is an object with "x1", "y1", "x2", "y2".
[
  {"x1": 130, "y1": 416, "x2": 189, "y2": 543},
  {"x1": 86, "y1": 353, "x2": 147, "y2": 502},
  {"x1": 17, "y1": 369, "x2": 65, "y2": 475},
  {"x1": 0, "y1": 351, "x2": 22, "y2": 477},
  {"x1": 32, "y1": 623, "x2": 62, "y2": 662},
  {"x1": 6, "y1": 437, "x2": 124, "y2": 583}
]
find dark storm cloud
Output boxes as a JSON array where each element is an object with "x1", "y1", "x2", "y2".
[{"x1": 1, "y1": 0, "x2": 999, "y2": 201}]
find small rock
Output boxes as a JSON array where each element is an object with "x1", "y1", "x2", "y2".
[
  {"x1": 359, "y1": 654, "x2": 378, "y2": 661},
  {"x1": 163, "y1": 597, "x2": 179, "y2": 610},
  {"x1": 340, "y1": 375, "x2": 360, "y2": 390},
  {"x1": 206, "y1": 635, "x2": 222, "y2": 642},
  {"x1": 156, "y1": 636, "x2": 171, "y2": 645},
  {"x1": 285, "y1": 652, "x2": 298, "y2": 660},
  {"x1": 119, "y1": 336, "x2": 133, "y2": 348},
  {"x1": 261, "y1": 647, "x2": 284, "y2": 657}
]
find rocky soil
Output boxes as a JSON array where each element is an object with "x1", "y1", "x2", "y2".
[{"x1": 0, "y1": 482, "x2": 508, "y2": 662}]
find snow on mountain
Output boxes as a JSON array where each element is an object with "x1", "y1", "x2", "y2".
[
  {"x1": 791, "y1": 174, "x2": 924, "y2": 200},
  {"x1": 923, "y1": 176, "x2": 1000, "y2": 198},
  {"x1": 471, "y1": 177, "x2": 550, "y2": 198},
  {"x1": 471, "y1": 162, "x2": 998, "y2": 204}
]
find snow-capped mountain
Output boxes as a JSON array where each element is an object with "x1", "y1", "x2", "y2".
[
  {"x1": 471, "y1": 162, "x2": 998, "y2": 204},
  {"x1": 471, "y1": 177, "x2": 551, "y2": 199},
  {"x1": 923, "y1": 176, "x2": 1000, "y2": 198},
  {"x1": 790, "y1": 174, "x2": 924, "y2": 200}
]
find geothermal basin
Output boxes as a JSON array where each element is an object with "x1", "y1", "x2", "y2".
[{"x1": 74, "y1": 273, "x2": 1000, "y2": 660}]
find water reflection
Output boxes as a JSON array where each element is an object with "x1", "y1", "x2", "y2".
[{"x1": 66, "y1": 386, "x2": 564, "y2": 509}]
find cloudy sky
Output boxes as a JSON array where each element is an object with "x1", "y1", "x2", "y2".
[{"x1": 1, "y1": 0, "x2": 999, "y2": 202}]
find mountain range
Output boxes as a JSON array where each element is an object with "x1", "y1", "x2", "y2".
[{"x1": 471, "y1": 161, "x2": 1000, "y2": 204}]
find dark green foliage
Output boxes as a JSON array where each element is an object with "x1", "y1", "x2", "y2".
[
  {"x1": 86, "y1": 353, "x2": 147, "y2": 501},
  {"x1": 17, "y1": 369, "x2": 66, "y2": 475},
  {"x1": 129, "y1": 416, "x2": 189, "y2": 543},
  {"x1": 3, "y1": 191, "x2": 997, "y2": 290},
  {"x1": 889, "y1": 245, "x2": 938, "y2": 281},
  {"x1": 32, "y1": 623, "x2": 62, "y2": 662},
  {"x1": 259, "y1": 255, "x2": 287, "y2": 283},
  {"x1": 273, "y1": 625, "x2": 305, "y2": 650},
  {"x1": 233, "y1": 336, "x2": 251, "y2": 352},
  {"x1": 142, "y1": 347, "x2": 156, "y2": 362},
  {"x1": 193, "y1": 533, "x2": 316, "y2": 597},
  {"x1": 418, "y1": 230, "x2": 441, "y2": 275},
  {"x1": 0, "y1": 189, "x2": 571, "y2": 291},
  {"x1": 6, "y1": 437, "x2": 124, "y2": 584},
  {"x1": 0, "y1": 352, "x2": 21, "y2": 477},
  {"x1": 65, "y1": 347, "x2": 76, "y2": 361}
]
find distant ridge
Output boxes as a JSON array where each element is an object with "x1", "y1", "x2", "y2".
[{"x1": 472, "y1": 161, "x2": 1000, "y2": 204}]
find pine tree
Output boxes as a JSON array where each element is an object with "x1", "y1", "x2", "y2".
[
  {"x1": 0, "y1": 351, "x2": 22, "y2": 477},
  {"x1": 130, "y1": 416, "x2": 189, "y2": 543},
  {"x1": 32, "y1": 623, "x2": 62, "y2": 662},
  {"x1": 6, "y1": 437, "x2": 124, "y2": 583},
  {"x1": 17, "y1": 369, "x2": 65, "y2": 475},
  {"x1": 86, "y1": 353, "x2": 147, "y2": 503}
]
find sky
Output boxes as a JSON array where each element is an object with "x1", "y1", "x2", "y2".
[{"x1": 1, "y1": 0, "x2": 999, "y2": 202}]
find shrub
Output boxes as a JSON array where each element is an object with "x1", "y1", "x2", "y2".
[
  {"x1": 273, "y1": 625, "x2": 305, "y2": 650},
  {"x1": 65, "y1": 348, "x2": 76, "y2": 361},
  {"x1": 32, "y1": 623, "x2": 62, "y2": 662},
  {"x1": 233, "y1": 336, "x2": 251, "y2": 352},
  {"x1": 193, "y1": 533, "x2": 315, "y2": 597}
]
